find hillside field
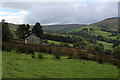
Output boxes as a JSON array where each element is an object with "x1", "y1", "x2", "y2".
[{"x1": 3, "y1": 51, "x2": 119, "y2": 78}]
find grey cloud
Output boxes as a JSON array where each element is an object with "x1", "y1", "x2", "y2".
[
  {"x1": 2, "y1": 2, "x2": 118, "y2": 25},
  {"x1": 2, "y1": 2, "x2": 36, "y2": 10},
  {"x1": 24, "y1": 2, "x2": 118, "y2": 25}
]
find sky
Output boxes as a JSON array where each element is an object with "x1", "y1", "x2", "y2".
[{"x1": 0, "y1": 0, "x2": 119, "y2": 25}]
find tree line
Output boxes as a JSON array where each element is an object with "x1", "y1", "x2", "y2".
[{"x1": 2, "y1": 19, "x2": 43, "y2": 41}]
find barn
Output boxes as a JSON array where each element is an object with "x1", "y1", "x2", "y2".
[{"x1": 25, "y1": 34, "x2": 40, "y2": 44}]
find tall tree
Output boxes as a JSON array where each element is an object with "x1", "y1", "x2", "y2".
[
  {"x1": 16, "y1": 24, "x2": 30, "y2": 39},
  {"x1": 32, "y1": 22, "x2": 43, "y2": 38},
  {"x1": 2, "y1": 19, "x2": 12, "y2": 41},
  {"x1": 25, "y1": 24, "x2": 30, "y2": 37}
]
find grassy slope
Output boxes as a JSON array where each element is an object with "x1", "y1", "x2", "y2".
[
  {"x1": 69, "y1": 26, "x2": 118, "y2": 39},
  {"x1": 69, "y1": 26, "x2": 101, "y2": 32},
  {"x1": 43, "y1": 24, "x2": 86, "y2": 33},
  {"x1": 89, "y1": 17, "x2": 118, "y2": 31},
  {"x1": 3, "y1": 51, "x2": 118, "y2": 78}
]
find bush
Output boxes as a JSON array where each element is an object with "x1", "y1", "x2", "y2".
[
  {"x1": 97, "y1": 58, "x2": 104, "y2": 64},
  {"x1": 55, "y1": 54, "x2": 61, "y2": 59},
  {"x1": 31, "y1": 53, "x2": 35, "y2": 58},
  {"x1": 104, "y1": 49, "x2": 112, "y2": 55},
  {"x1": 38, "y1": 53, "x2": 43, "y2": 59}
]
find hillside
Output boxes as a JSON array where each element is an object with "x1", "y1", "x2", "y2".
[
  {"x1": 42, "y1": 24, "x2": 87, "y2": 33},
  {"x1": 89, "y1": 17, "x2": 119, "y2": 31}
]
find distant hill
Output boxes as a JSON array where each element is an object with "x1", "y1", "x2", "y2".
[
  {"x1": 0, "y1": 22, "x2": 19, "y2": 28},
  {"x1": 89, "y1": 17, "x2": 119, "y2": 31},
  {"x1": 42, "y1": 24, "x2": 87, "y2": 33},
  {"x1": 1, "y1": 17, "x2": 118, "y2": 32}
]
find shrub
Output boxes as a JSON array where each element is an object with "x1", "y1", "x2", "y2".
[
  {"x1": 112, "y1": 45, "x2": 120, "y2": 60},
  {"x1": 31, "y1": 53, "x2": 35, "y2": 58},
  {"x1": 97, "y1": 58, "x2": 104, "y2": 64},
  {"x1": 38, "y1": 53, "x2": 43, "y2": 59},
  {"x1": 104, "y1": 49, "x2": 112, "y2": 55},
  {"x1": 55, "y1": 54, "x2": 61, "y2": 59}
]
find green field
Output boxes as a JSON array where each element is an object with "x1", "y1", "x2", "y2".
[
  {"x1": 3, "y1": 51, "x2": 118, "y2": 78},
  {"x1": 48, "y1": 40, "x2": 73, "y2": 47},
  {"x1": 69, "y1": 26, "x2": 101, "y2": 32},
  {"x1": 97, "y1": 41, "x2": 113, "y2": 50},
  {"x1": 69, "y1": 26, "x2": 118, "y2": 40}
]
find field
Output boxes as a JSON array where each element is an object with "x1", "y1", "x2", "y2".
[
  {"x1": 69, "y1": 26, "x2": 101, "y2": 32},
  {"x1": 97, "y1": 41, "x2": 113, "y2": 50},
  {"x1": 48, "y1": 40, "x2": 73, "y2": 47},
  {"x1": 69, "y1": 26, "x2": 118, "y2": 40},
  {"x1": 3, "y1": 51, "x2": 119, "y2": 78}
]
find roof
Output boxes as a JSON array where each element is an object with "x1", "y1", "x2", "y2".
[{"x1": 26, "y1": 34, "x2": 40, "y2": 39}]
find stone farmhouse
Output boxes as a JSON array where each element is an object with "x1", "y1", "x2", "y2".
[{"x1": 25, "y1": 34, "x2": 40, "y2": 44}]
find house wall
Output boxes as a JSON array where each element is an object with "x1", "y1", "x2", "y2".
[{"x1": 25, "y1": 35, "x2": 40, "y2": 44}]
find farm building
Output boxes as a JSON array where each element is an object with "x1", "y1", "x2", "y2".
[{"x1": 25, "y1": 34, "x2": 40, "y2": 44}]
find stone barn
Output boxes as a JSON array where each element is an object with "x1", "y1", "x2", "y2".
[{"x1": 25, "y1": 34, "x2": 40, "y2": 44}]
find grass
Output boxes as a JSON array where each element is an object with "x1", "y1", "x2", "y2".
[
  {"x1": 92, "y1": 30, "x2": 111, "y2": 37},
  {"x1": 69, "y1": 26, "x2": 101, "y2": 32},
  {"x1": 3, "y1": 51, "x2": 119, "y2": 78},
  {"x1": 48, "y1": 40, "x2": 73, "y2": 47},
  {"x1": 97, "y1": 41, "x2": 113, "y2": 50},
  {"x1": 109, "y1": 36, "x2": 118, "y2": 40}
]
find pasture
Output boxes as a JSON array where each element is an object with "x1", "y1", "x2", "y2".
[{"x1": 3, "y1": 51, "x2": 119, "y2": 78}]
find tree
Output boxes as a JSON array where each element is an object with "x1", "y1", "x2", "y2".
[
  {"x1": 89, "y1": 28, "x2": 94, "y2": 32},
  {"x1": 16, "y1": 24, "x2": 30, "y2": 39},
  {"x1": 104, "y1": 49, "x2": 112, "y2": 55},
  {"x1": 94, "y1": 43, "x2": 104, "y2": 53},
  {"x1": 82, "y1": 28, "x2": 88, "y2": 32},
  {"x1": 112, "y1": 45, "x2": 120, "y2": 59},
  {"x1": 2, "y1": 19, "x2": 12, "y2": 41},
  {"x1": 113, "y1": 40, "x2": 120, "y2": 48},
  {"x1": 73, "y1": 41, "x2": 86, "y2": 49},
  {"x1": 85, "y1": 42, "x2": 94, "y2": 52},
  {"x1": 25, "y1": 24, "x2": 31, "y2": 37},
  {"x1": 32, "y1": 22, "x2": 43, "y2": 38},
  {"x1": 2, "y1": 19, "x2": 5, "y2": 23}
]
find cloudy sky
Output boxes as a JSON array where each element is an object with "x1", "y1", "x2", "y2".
[{"x1": 0, "y1": 0, "x2": 119, "y2": 25}]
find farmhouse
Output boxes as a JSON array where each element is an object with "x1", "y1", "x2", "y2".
[{"x1": 25, "y1": 34, "x2": 40, "y2": 44}]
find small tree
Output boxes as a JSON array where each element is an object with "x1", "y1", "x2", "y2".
[
  {"x1": 113, "y1": 40, "x2": 120, "y2": 48},
  {"x1": 89, "y1": 28, "x2": 94, "y2": 32},
  {"x1": 94, "y1": 43, "x2": 104, "y2": 54},
  {"x1": 60, "y1": 42, "x2": 69, "y2": 47},
  {"x1": 104, "y1": 49, "x2": 112, "y2": 55},
  {"x1": 112, "y1": 45, "x2": 120, "y2": 59}
]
